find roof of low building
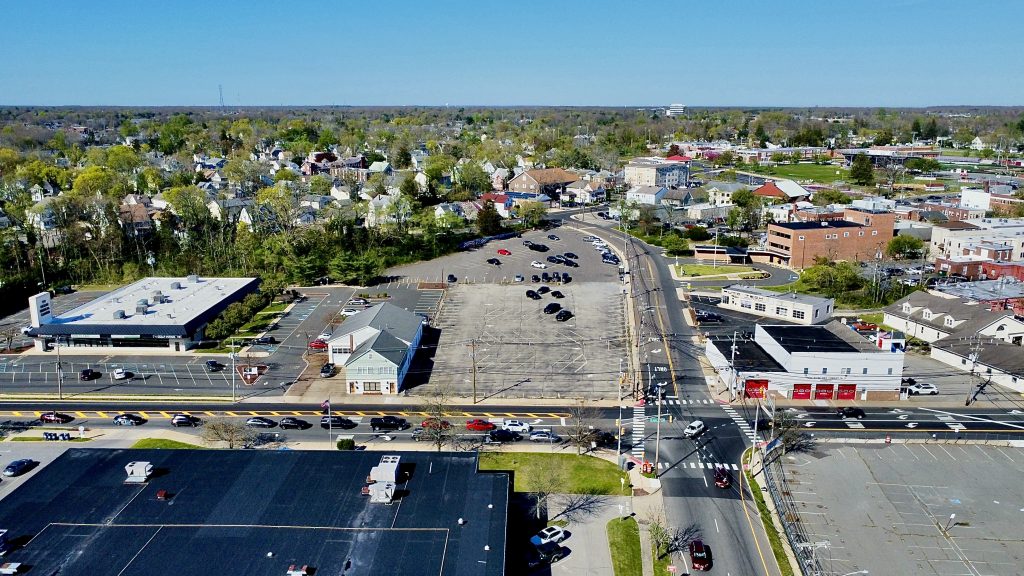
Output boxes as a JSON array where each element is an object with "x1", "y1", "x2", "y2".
[
  {"x1": 518, "y1": 167, "x2": 577, "y2": 185},
  {"x1": 724, "y1": 285, "x2": 834, "y2": 307},
  {"x1": 330, "y1": 302, "x2": 422, "y2": 345},
  {"x1": 932, "y1": 336, "x2": 1024, "y2": 377},
  {"x1": 935, "y1": 278, "x2": 1024, "y2": 301},
  {"x1": 709, "y1": 338, "x2": 785, "y2": 372},
  {"x1": 759, "y1": 322, "x2": 880, "y2": 354},
  {"x1": 769, "y1": 220, "x2": 863, "y2": 230}
]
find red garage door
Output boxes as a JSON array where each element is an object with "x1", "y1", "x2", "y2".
[
  {"x1": 744, "y1": 379, "x2": 769, "y2": 399},
  {"x1": 837, "y1": 384, "x2": 857, "y2": 400},
  {"x1": 814, "y1": 383, "x2": 835, "y2": 400},
  {"x1": 792, "y1": 384, "x2": 812, "y2": 400}
]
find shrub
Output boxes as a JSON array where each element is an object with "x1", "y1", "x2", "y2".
[{"x1": 336, "y1": 438, "x2": 356, "y2": 450}]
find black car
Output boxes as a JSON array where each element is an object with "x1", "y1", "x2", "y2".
[
  {"x1": 320, "y1": 363, "x2": 335, "y2": 377},
  {"x1": 541, "y1": 272, "x2": 550, "y2": 282},
  {"x1": 563, "y1": 252, "x2": 578, "y2": 260},
  {"x1": 79, "y1": 368, "x2": 98, "y2": 381},
  {"x1": 561, "y1": 273, "x2": 572, "y2": 284},
  {"x1": 563, "y1": 259, "x2": 579, "y2": 268},
  {"x1": 531, "y1": 274, "x2": 541, "y2": 283},
  {"x1": 40, "y1": 411, "x2": 73, "y2": 424},
  {"x1": 526, "y1": 290, "x2": 541, "y2": 300},
  {"x1": 543, "y1": 302, "x2": 562, "y2": 314},
  {"x1": 551, "y1": 291, "x2": 564, "y2": 299},
  {"x1": 280, "y1": 417, "x2": 311, "y2": 430},
  {"x1": 528, "y1": 542, "x2": 568, "y2": 569},
  {"x1": 836, "y1": 407, "x2": 866, "y2": 419},
  {"x1": 537, "y1": 286, "x2": 551, "y2": 294},
  {"x1": 3, "y1": 459, "x2": 34, "y2": 477},
  {"x1": 486, "y1": 258, "x2": 501, "y2": 265},
  {"x1": 555, "y1": 310, "x2": 573, "y2": 322},
  {"x1": 253, "y1": 336, "x2": 276, "y2": 345},
  {"x1": 369, "y1": 416, "x2": 409, "y2": 431},
  {"x1": 696, "y1": 311, "x2": 723, "y2": 322},
  {"x1": 246, "y1": 416, "x2": 277, "y2": 428},
  {"x1": 321, "y1": 415, "x2": 357, "y2": 429},
  {"x1": 113, "y1": 413, "x2": 145, "y2": 426},
  {"x1": 528, "y1": 243, "x2": 549, "y2": 252},
  {"x1": 547, "y1": 234, "x2": 559, "y2": 241},
  {"x1": 205, "y1": 360, "x2": 224, "y2": 372},
  {"x1": 447, "y1": 274, "x2": 457, "y2": 283},
  {"x1": 546, "y1": 255, "x2": 561, "y2": 264},
  {"x1": 487, "y1": 429, "x2": 522, "y2": 443},
  {"x1": 170, "y1": 414, "x2": 202, "y2": 427}
]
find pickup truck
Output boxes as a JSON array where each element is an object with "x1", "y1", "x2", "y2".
[{"x1": 370, "y1": 416, "x2": 409, "y2": 432}]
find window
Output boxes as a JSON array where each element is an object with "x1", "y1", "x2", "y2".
[
  {"x1": 923, "y1": 311, "x2": 932, "y2": 320},
  {"x1": 798, "y1": 235, "x2": 805, "y2": 241},
  {"x1": 997, "y1": 324, "x2": 1006, "y2": 331},
  {"x1": 776, "y1": 307, "x2": 788, "y2": 316},
  {"x1": 741, "y1": 301, "x2": 752, "y2": 309},
  {"x1": 862, "y1": 368, "x2": 868, "y2": 374},
  {"x1": 842, "y1": 368, "x2": 851, "y2": 375},
  {"x1": 822, "y1": 367, "x2": 828, "y2": 374},
  {"x1": 903, "y1": 303, "x2": 911, "y2": 313},
  {"x1": 754, "y1": 303, "x2": 766, "y2": 312},
  {"x1": 364, "y1": 381, "x2": 381, "y2": 392},
  {"x1": 858, "y1": 231, "x2": 864, "y2": 237},
  {"x1": 844, "y1": 232, "x2": 850, "y2": 237},
  {"x1": 793, "y1": 310, "x2": 805, "y2": 320},
  {"x1": 945, "y1": 317, "x2": 954, "y2": 327},
  {"x1": 871, "y1": 230, "x2": 878, "y2": 236},
  {"x1": 887, "y1": 368, "x2": 893, "y2": 375},
  {"x1": 961, "y1": 358, "x2": 967, "y2": 365},
  {"x1": 803, "y1": 368, "x2": 809, "y2": 375}
]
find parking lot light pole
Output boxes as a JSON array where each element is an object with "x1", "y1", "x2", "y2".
[
  {"x1": 55, "y1": 337, "x2": 63, "y2": 400},
  {"x1": 230, "y1": 340, "x2": 237, "y2": 403}
]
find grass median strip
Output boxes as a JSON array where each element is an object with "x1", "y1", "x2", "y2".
[
  {"x1": 678, "y1": 264, "x2": 755, "y2": 276},
  {"x1": 652, "y1": 544, "x2": 674, "y2": 575},
  {"x1": 478, "y1": 452, "x2": 628, "y2": 495},
  {"x1": 607, "y1": 517, "x2": 642, "y2": 576},
  {"x1": 744, "y1": 450, "x2": 796, "y2": 576},
  {"x1": 131, "y1": 438, "x2": 201, "y2": 449}
]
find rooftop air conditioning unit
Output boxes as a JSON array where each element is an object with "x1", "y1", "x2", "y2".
[
  {"x1": 113, "y1": 310, "x2": 126, "y2": 319},
  {"x1": 170, "y1": 282, "x2": 181, "y2": 289},
  {"x1": 187, "y1": 274, "x2": 200, "y2": 283},
  {"x1": 124, "y1": 461, "x2": 153, "y2": 484}
]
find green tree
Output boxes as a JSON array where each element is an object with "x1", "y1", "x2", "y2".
[
  {"x1": 812, "y1": 189, "x2": 852, "y2": 206},
  {"x1": 800, "y1": 262, "x2": 864, "y2": 298},
  {"x1": 476, "y1": 200, "x2": 503, "y2": 235},
  {"x1": 517, "y1": 201, "x2": 547, "y2": 228},
  {"x1": 71, "y1": 166, "x2": 118, "y2": 199},
  {"x1": 769, "y1": 152, "x2": 788, "y2": 164},
  {"x1": 873, "y1": 129, "x2": 894, "y2": 146},
  {"x1": 399, "y1": 174, "x2": 419, "y2": 200},
  {"x1": 309, "y1": 174, "x2": 333, "y2": 196},
  {"x1": 393, "y1": 143, "x2": 412, "y2": 169},
  {"x1": 886, "y1": 235, "x2": 924, "y2": 260},
  {"x1": 106, "y1": 145, "x2": 142, "y2": 174},
  {"x1": 457, "y1": 162, "x2": 491, "y2": 193},
  {"x1": 849, "y1": 154, "x2": 875, "y2": 186},
  {"x1": 904, "y1": 157, "x2": 941, "y2": 173},
  {"x1": 684, "y1": 226, "x2": 712, "y2": 241},
  {"x1": 661, "y1": 234, "x2": 689, "y2": 256}
]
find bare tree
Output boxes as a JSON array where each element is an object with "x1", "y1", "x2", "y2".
[
  {"x1": 200, "y1": 418, "x2": 257, "y2": 449},
  {"x1": 564, "y1": 399, "x2": 599, "y2": 455},
  {"x1": 0, "y1": 324, "x2": 18, "y2": 351},
  {"x1": 644, "y1": 506, "x2": 702, "y2": 559},
  {"x1": 529, "y1": 462, "x2": 566, "y2": 520},
  {"x1": 418, "y1": 385, "x2": 455, "y2": 452},
  {"x1": 772, "y1": 410, "x2": 817, "y2": 457}
]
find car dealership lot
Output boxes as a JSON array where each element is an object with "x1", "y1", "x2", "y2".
[{"x1": 782, "y1": 442, "x2": 1024, "y2": 576}]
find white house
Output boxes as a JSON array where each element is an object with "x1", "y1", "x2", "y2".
[
  {"x1": 326, "y1": 303, "x2": 424, "y2": 395},
  {"x1": 883, "y1": 291, "x2": 1024, "y2": 344},
  {"x1": 625, "y1": 185, "x2": 667, "y2": 205},
  {"x1": 562, "y1": 180, "x2": 607, "y2": 205},
  {"x1": 719, "y1": 285, "x2": 834, "y2": 325},
  {"x1": 970, "y1": 136, "x2": 986, "y2": 151},
  {"x1": 365, "y1": 194, "x2": 409, "y2": 228}
]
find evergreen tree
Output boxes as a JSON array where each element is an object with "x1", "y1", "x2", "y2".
[{"x1": 850, "y1": 154, "x2": 875, "y2": 186}]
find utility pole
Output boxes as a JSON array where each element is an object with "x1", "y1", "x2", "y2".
[
  {"x1": 729, "y1": 331, "x2": 738, "y2": 401},
  {"x1": 55, "y1": 336, "x2": 63, "y2": 400},
  {"x1": 468, "y1": 339, "x2": 478, "y2": 404},
  {"x1": 653, "y1": 381, "x2": 666, "y2": 475}
]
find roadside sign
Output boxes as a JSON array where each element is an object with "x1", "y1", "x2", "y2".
[{"x1": 667, "y1": 566, "x2": 677, "y2": 573}]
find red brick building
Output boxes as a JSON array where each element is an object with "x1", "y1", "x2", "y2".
[{"x1": 765, "y1": 208, "x2": 896, "y2": 269}]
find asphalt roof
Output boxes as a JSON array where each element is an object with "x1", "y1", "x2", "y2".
[
  {"x1": 760, "y1": 324, "x2": 859, "y2": 353},
  {"x1": 710, "y1": 339, "x2": 786, "y2": 372},
  {"x1": 331, "y1": 301, "x2": 423, "y2": 346},
  {"x1": 0, "y1": 449, "x2": 508, "y2": 576}
]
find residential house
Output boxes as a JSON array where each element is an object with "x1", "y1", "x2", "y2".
[
  {"x1": 330, "y1": 184, "x2": 353, "y2": 203},
  {"x1": 365, "y1": 194, "x2": 410, "y2": 228},
  {"x1": 625, "y1": 185, "x2": 667, "y2": 205},
  {"x1": 706, "y1": 181, "x2": 754, "y2": 207},
  {"x1": 562, "y1": 180, "x2": 606, "y2": 205},
  {"x1": 299, "y1": 195, "x2": 333, "y2": 211},
  {"x1": 207, "y1": 198, "x2": 252, "y2": 222},
  {"x1": 882, "y1": 291, "x2": 1024, "y2": 343},
  {"x1": 0, "y1": 207, "x2": 10, "y2": 229},
  {"x1": 434, "y1": 202, "x2": 464, "y2": 221},
  {"x1": 480, "y1": 193, "x2": 513, "y2": 218},
  {"x1": 506, "y1": 168, "x2": 577, "y2": 200},
  {"x1": 27, "y1": 198, "x2": 59, "y2": 232},
  {"x1": 456, "y1": 200, "x2": 483, "y2": 221},
  {"x1": 970, "y1": 136, "x2": 987, "y2": 151},
  {"x1": 661, "y1": 188, "x2": 693, "y2": 207},
  {"x1": 410, "y1": 150, "x2": 429, "y2": 170},
  {"x1": 293, "y1": 206, "x2": 317, "y2": 227},
  {"x1": 491, "y1": 168, "x2": 510, "y2": 191},
  {"x1": 29, "y1": 182, "x2": 60, "y2": 203},
  {"x1": 325, "y1": 302, "x2": 424, "y2": 395},
  {"x1": 753, "y1": 180, "x2": 811, "y2": 204},
  {"x1": 368, "y1": 161, "x2": 393, "y2": 177}
]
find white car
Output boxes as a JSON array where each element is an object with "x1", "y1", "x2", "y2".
[
  {"x1": 530, "y1": 526, "x2": 568, "y2": 546},
  {"x1": 907, "y1": 382, "x2": 939, "y2": 395},
  {"x1": 112, "y1": 368, "x2": 129, "y2": 380},
  {"x1": 531, "y1": 260, "x2": 547, "y2": 269},
  {"x1": 318, "y1": 330, "x2": 333, "y2": 340},
  {"x1": 340, "y1": 308, "x2": 360, "y2": 316},
  {"x1": 502, "y1": 419, "x2": 532, "y2": 433},
  {"x1": 682, "y1": 420, "x2": 706, "y2": 438},
  {"x1": 19, "y1": 326, "x2": 32, "y2": 335}
]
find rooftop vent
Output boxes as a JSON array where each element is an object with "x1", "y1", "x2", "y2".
[
  {"x1": 187, "y1": 274, "x2": 200, "y2": 283},
  {"x1": 136, "y1": 304, "x2": 148, "y2": 315},
  {"x1": 124, "y1": 461, "x2": 153, "y2": 484},
  {"x1": 170, "y1": 282, "x2": 181, "y2": 290},
  {"x1": 113, "y1": 309, "x2": 126, "y2": 320},
  {"x1": 137, "y1": 299, "x2": 148, "y2": 307},
  {"x1": 366, "y1": 455, "x2": 401, "y2": 504}
]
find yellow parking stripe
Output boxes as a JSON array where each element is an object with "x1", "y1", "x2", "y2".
[
  {"x1": 204, "y1": 411, "x2": 215, "y2": 417},
  {"x1": 159, "y1": 411, "x2": 170, "y2": 418},
  {"x1": 270, "y1": 411, "x2": 280, "y2": 416},
  {"x1": 96, "y1": 412, "x2": 107, "y2": 418},
  {"x1": 34, "y1": 411, "x2": 41, "y2": 417},
  {"x1": 292, "y1": 411, "x2": 303, "y2": 416},
  {"x1": 248, "y1": 411, "x2": 259, "y2": 416},
  {"x1": 75, "y1": 412, "x2": 86, "y2": 418},
  {"x1": 12, "y1": 411, "x2": 21, "y2": 417},
  {"x1": 139, "y1": 412, "x2": 149, "y2": 419},
  {"x1": 225, "y1": 411, "x2": 237, "y2": 416}
]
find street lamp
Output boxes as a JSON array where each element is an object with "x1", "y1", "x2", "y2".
[
  {"x1": 55, "y1": 336, "x2": 64, "y2": 400},
  {"x1": 943, "y1": 513, "x2": 957, "y2": 532}
]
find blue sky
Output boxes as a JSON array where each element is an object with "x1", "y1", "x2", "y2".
[{"x1": 2, "y1": 0, "x2": 1021, "y2": 107}]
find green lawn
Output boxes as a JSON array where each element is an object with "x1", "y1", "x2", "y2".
[
  {"x1": 478, "y1": 452, "x2": 628, "y2": 495},
  {"x1": 260, "y1": 301, "x2": 289, "y2": 314},
  {"x1": 678, "y1": 264, "x2": 755, "y2": 276},
  {"x1": 652, "y1": 544, "x2": 675, "y2": 576},
  {"x1": 749, "y1": 163, "x2": 849, "y2": 183},
  {"x1": 858, "y1": 312, "x2": 884, "y2": 325},
  {"x1": 131, "y1": 438, "x2": 201, "y2": 449},
  {"x1": 607, "y1": 517, "x2": 643, "y2": 576}
]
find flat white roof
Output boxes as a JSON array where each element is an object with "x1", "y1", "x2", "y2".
[
  {"x1": 724, "y1": 285, "x2": 834, "y2": 307},
  {"x1": 38, "y1": 276, "x2": 260, "y2": 337}
]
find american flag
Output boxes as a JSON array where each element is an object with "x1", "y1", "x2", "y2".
[{"x1": 321, "y1": 399, "x2": 330, "y2": 412}]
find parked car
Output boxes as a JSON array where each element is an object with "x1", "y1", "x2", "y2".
[
  {"x1": 447, "y1": 274, "x2": 457, "y2": 283},
  {"x1": 112, "y1": 368, "x2": 130, "y2": 380},
  {"x1": 689, "y1": 540, "x2": 711, "y2": 571},
  {"x1": 340, "y1": 308, "x2": 360, "y2": 316},
  {"x1": 682, "y1": 420, "x2": 706, "y2": 438},
  {"x1": 541, "y1": 272, "x2": 550, "y2": 282},
  {"x1": 547, "y1": 234, "x2": 560, "y2": 241},
  {"x1": 531, "y1": 260, "x2": 547, "y2": 269},
  {"x1": 546, "y1": 255, "x2": 561, "y2": 264},
  {"x1": 563, "y1": 252, "x2": 578, "y2": 259},
  {"x1": 537, "y1": 286, "x2": 551, "y2": 294},
  {"x1": 543, "y1": 303, "x2": 562, "y2": 315},
  {"x1": 514, "y1": 274, "x2": 525, "y2": 282},
  {"x1": 487, "y1": 258, "x2": 501, "y2": 265},
  {"x1": 279, "y1": 417, "x2": 311, "y2": 430},
  {"x1": 502, "y1": 419, "x2": 532, "y2": 433},
  {"x1": 19, "y1": 326, "x2": 32, "y2": 335},
  {"x1": 171, "y1": 413, "x2": 201, "y2": 427},
  {"x1": 555, "y1": 310, "x2": 573, "y2": 322},
  {"x1": 551, "y1": 291, "x2": 564, "y2": 299},
  {"x1": 308, "y1": 339, "x2": 328, "y2": 350},
  {"x1": 320, "y1": 415, "x2": 357, "y2": 429},
  {"x1": 713, "y1": 466, "x2": 731, "y2": 489},
  {"x1": 527, "y1": 541, "x2": 568, "y2": 569},
  {"x1": 465, "y1": 419, "x2": 496, "y2": 431},
  {"x1": 252, "y1": 336, "x2": 276, "y2": 345},
  {"x1": 205, "y1": 360, "x2": 224, "y2": 372},
  {"x1": 113, "y1": 413, "x2": 145, "y2": 426},
  {"x1": 246, "y1": 416, "x2": 277, "y2": 428},
  {"x1": 836, "y1": 407, "x2": 866, "y2": 419},
  {"x1": 79, "y1": 368, "x2": 98, "y2": 381},
  {"x1": 320, "y1": 363, "x2": 335, "y2": 377},
  {"x1": 907, "y1": 382, "x2": 939, "y2": 395},
  {"x1": 526, "y1": 290, "x2": 541, "y2": 300},
  {"x1": 349, "y1": 298, "x2": 369, "y2": 306},
  {"x1": 421, "y1": 418, "x2": 451, "y2": 430},
  {"x1": 528, "y1": 243, "x2": 549, "y2": 252},
  {"x1": 370, "y1": 416, "x2": 409, "y2": 431},
  {"x1": 530, "y1": 526, "x2": 568, "y2": 546},
  {"x1": 695, "y1": 311, "x2": 723, "y2": 322},
  {"x1": 3, "y1": 459, "x2": 34, "y2": 477},
  {"x1": 563, "y1": 259, "x2": 579, "y2": 268},
  {"x1": 497, "y1": 249, "x2": 511, "y2": 256},
  {"x1": 39, "y1": 411, "x2": 73, "y2": 424},
  {"x1": 851, "y1": 322, "x2": 878, "y2": 331},
  {"x1": 529, "y1": 430, "x2": 561, "y2": 443},
  {"x1": 531, "y1": 274, "x2": 541, "y2": 283},
  {"x1": 487, "y1": 429, "x2": 522, "y2": 443}
]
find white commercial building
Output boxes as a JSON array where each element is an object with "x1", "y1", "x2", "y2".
[
  {"x1": 705, "y1": 322, "x2": 904, "y2": 401},
  {"x1": 26, "y1": 276, "x2": 261, "y2": 352},
  {"x1": 719, "y1": 285, "x2": 834, "y2": 325},
  {"x1": 625, "y1": 185, "x2": 667, "y2": 205},
  {"x1": 929, "y1": 217, "x2": 1024, "y2": 260},
  {"x1": 623, "y1": 157, "x2": 690, "y2": 188}
]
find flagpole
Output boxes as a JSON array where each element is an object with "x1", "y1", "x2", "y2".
[{"x1": 327, "y1": 395, "x2": 332, "y2": 444}]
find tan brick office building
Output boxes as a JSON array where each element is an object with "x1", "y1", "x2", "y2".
[{"x1": 766, "y1": 208, "x2": 896, "y2": 269}]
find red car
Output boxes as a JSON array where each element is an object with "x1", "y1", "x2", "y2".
[
  {"x1": 713, "y1": 466, "x2": 731, "y2": 489},
  {"x1": 852, "y1": 322, "x2": 878, "y2": 331},
  {"x1": 689, "y1": 540, "x2": 711, "y2": 571},
  {"x1": 40, "y1": 412, "x2": 73, "y2": 424},
  {"x1": 308, "y1": 339, "x2": 328, "y2": 350},
  {"x1": 421, "y1": 418, "x2": 451, "y2": 430},
  {"x1": 465, "y1": 419, "x2": 496, "y2": 431},
  {"x1": 497, "y1": 249, "x2": 511, "y2": 256}
]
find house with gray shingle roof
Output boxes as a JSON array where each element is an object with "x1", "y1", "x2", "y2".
[
  {"x1": 325, "y1": 302, "x2": 424, "y2": 395},
  {"x1": 882, "y1": 291, "x2": 1024, "y2": 343}
]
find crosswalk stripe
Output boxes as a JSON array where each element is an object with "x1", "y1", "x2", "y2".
[{"x1": 846, "y1": 421, "x2": 865, "y2": 429}]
